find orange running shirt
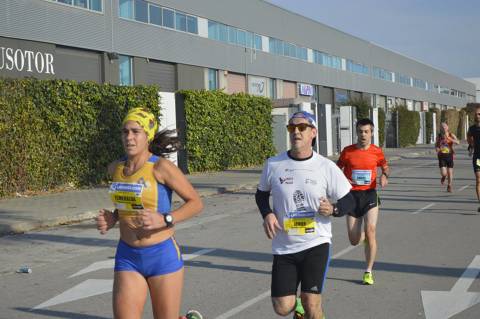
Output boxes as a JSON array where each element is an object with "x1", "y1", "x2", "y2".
[{"x1": 337, "y1": 144, "x2": 388, "y2": 191}]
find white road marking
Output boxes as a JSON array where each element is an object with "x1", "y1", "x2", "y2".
[
  {"x1": 183, "y1": 248, "x2": 216, "y2": 261},
  {"x1": 212, "y1": 243, "x2": 357, "y2": 319},
  {"x1": 421, "y1": 255, "x2": 480, "y2": 319},
  {"x1": 33, "y1": 248, "x2": 216, "y2": 310},
  {"x1": 69, "y1": 259, "x2": 114, "y2": 278},
  {"x1": 458, "y1": 184, "x2": 469, "y2": 192},
  {"x1": 411, "y1": 203, "x2": 435, "y2": 215}
]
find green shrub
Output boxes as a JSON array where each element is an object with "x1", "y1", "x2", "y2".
[
  {"x1": 0, "y1": 78, "x2": 159, "y2": 198},
  {"x1": 396, "y1": 106, "x2": 420, "y2": 147},
  {"x1": 378, "y1": 107, "x2": 385, "y2": 147},
  {"x1": 425, "y1": 111, "x2": 434, "y2": 144},
  {"x1": 180, "y1": 90, "x2": 275, "y2": 172},
  {"x1": 346, "y1": 98, "x2": 371, "y2": 120}
]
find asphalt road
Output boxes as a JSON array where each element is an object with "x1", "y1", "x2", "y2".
[{"x1": 0, "y1": 152, "x2": 479, "y2": 319}]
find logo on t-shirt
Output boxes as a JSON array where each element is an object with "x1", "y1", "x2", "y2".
[
  {"x1": 293, "y1": 190, "x2": 307, "y2": 211},
  {"x1": 279, "y1": 176, "x2": 293, "y2": 184},
  {"x1": 305, "y1": 178, "x2": 317, "y2": 185}
]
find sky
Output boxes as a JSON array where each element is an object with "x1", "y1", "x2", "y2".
[{"x1": 266, "y1": 0, "x2": 479, "y2": 79}]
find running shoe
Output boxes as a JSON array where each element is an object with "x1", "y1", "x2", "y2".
[
  {"x1": 441, "y1": 176, "x2": 446, "y2": 185},
  {"x1": 477, "y1": 207, "x2": 480, "y2": 213},
  {"x1": 362, "y1": 271, "x2": 374, "y2": 285},
  {"x1": 185, "y1": 310, "x2": 203, "y2": 319},
  {"x1": 447, "y1": 185, "x2": 452, "y2": 192},
  {"x1": 293, "y1": 297, "x2": 305, "y2": 319}
]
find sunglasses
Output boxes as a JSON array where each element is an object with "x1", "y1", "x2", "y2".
[{"x1": 286, "y1": 123, "x2": 314, "y2": 133}]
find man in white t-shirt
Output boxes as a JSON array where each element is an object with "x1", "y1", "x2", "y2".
[{"x1": 255, "y1": 111, "x2": 355, "y2": 319}]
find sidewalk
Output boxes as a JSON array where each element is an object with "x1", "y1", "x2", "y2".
[{"x1": 0, "y1": 144, "x2": 442, "y2": 236}]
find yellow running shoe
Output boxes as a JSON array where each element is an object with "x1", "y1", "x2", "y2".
[{"x1": 362, "y1": 271, "x2": 374, "y2": 285}]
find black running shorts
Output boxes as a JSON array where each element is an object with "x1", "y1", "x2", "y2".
[
  {"x1": 349, "y1": 189, "x2": 380, "y2": 218},
  {"x1": 473, "y1": 156, "x2": 480, "y2": 172},
  {"x1": 438, "y1": 154, "x2": 454, "y2": 168},
  {"x1": 271, "y1": 243, "x2": 330, "y2": 297}
]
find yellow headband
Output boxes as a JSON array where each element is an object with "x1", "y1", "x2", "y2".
[{"x1": 122, "y1": 107, "x2": 158, "y2": 141}]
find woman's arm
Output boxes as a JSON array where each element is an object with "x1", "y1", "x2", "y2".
[{"x1": 154, "y1": 158, "x2": 204, "y2": 224}]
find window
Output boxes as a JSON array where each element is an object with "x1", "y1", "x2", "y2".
[
  {"x1": 208, "y1": 69, "x2": 218, "y2": 90},
  {"x1": 237, "y1": 30, "x2": 246, "y2": 47},
  {"x1": 187, "y1": 16, "x2": 198, "y2": 34},
  {"x1": 254, "y1": 35, "x2": 262, "y2": 50},
  {"x1": 54, "y1": 0, "x2": 102, "y2": 11},
  {"x1": 346, "y1": 60, "x2": 369, "y2": 75},
  {"x1": 218, "y1": 24, "x2": 228, "y2": 42},
  {"x1": 162, "y1": 8, "x2": 174, "y2": 28},
  {"x1": 119, "y1": 55, "x2": 133, "y2": 86},
  {"x1": 246, "y1": 32, "x2": 253, "y2": 48},
  {"x1": 175, "y1": 12, "x2": 187, "y2": 32},
  {"x1": 228, "y1": 26, "x2": 237, "y2": 44},
  {"x1": 395, "y1": 72, "x2": 412, "y2": 86},
  {"x1": 149, "y1": 4, "x2": 161, "y2": 25},
  {"x1": 74, "y1": 0, "x2": 87, "y2": 8},
  {"x1": 208, "y1": 21, "x2": 218, "y2": 40},
  {"x1": 373, "y1": 67, "x2": 393, "y2": 82},
  {"x1": 134, "y1": 0, "x2": 148, "y2": 23},
  {"x1": 89, "y1": 0, "x2": 101, "y2": 11},
  {"x1": 269, "y1": 79, "x2": 277, "y2": 99},
  {"x1": 119, "y1": 0, "x2": 133, "y2": 19}
]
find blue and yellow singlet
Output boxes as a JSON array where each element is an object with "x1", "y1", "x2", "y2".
[{"x1": 111, "y1": 155, "x2": 172, "y2": 218}]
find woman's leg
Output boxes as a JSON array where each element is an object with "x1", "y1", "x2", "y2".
[
  {"x1": 113, "y1": 271, "x2": 149, "y2": 319},
  {"x1": 148, "y1": 267, "x2": 185, "y2": 319}
]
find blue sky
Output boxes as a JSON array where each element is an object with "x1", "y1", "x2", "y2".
[{"x1": 266, "y1": 0, "x2": 479, "y2": 78}]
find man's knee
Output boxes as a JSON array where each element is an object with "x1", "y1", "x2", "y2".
[
  {"x1": 348, "y1": 234, "x2": 361, "y2": 245},
  {"x1": 365, "y1": 224, "x2": 376, "y2": 238},
  {"x1": 272, "y1": 297, "x2": 295, "y2": 316}
]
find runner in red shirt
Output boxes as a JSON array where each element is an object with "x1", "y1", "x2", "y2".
[{"x1": 337, "y1": 118, "x2": 389, "y2": 285}]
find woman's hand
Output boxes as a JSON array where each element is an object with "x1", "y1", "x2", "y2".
[
  {"x1": 139, "y1": 208, "x2": 165, "y2": 231},
  {"x1": 96, "y1": 209, "x2": 118, "y2": 235}
]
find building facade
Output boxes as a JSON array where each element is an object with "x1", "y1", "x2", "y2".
[
  {"x1": 465, "y1": 78, "x2": 480, "y2": 103},
  {"x1": 1, "y1": 0, "x2": 476, "y2": 111}
]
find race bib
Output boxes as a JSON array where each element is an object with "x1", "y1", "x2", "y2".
[
  {"x1": 352, "y1": 169, "x2": 372, "y2": 185},
  {"x1": 109, "y1": 182, "x2": 144, "y2": 215},
  {"x1": 476, "y1": 159, "x2": 480, "y2": 167},
  {"x1": 440, "y1": 146, "x2": 450, "y2": 154},
  {"x1": 283, "y1": 211, "x2": 316, "y2": 236}
]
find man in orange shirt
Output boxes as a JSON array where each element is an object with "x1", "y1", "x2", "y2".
[{"x1": 337, "y1": 118, "x2": 389, "y2": 285}]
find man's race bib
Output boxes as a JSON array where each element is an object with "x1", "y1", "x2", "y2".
[
  {"x1": 283, "y1": 211, "x2": 316, "y2": 236},
  {"x1": 109, "y1": 182, "x2": 144, "y2": 215},
  {"x1": 352, "y1": 169, "x2": 372, "y2": 185},
  {"x1": 440, "y1": 146, "x2": 450, "y2": 154},
  {"x1": 476, "y1": 158, "x2": 480, "y2": 167}
]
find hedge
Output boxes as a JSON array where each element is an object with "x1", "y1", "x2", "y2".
[
  {"x1": 0, "y1": 78, "x2": 159, "y2": 198},
  {"x1": 180, "y1": 90, "x2": 275, "y2": 172},
  {"x1": 396, "y1": 106, "x2": 420, "y2": 147},
  {"x1": 378, "y1": 107, "x2": 385, "y2": 147},
  {"x1": 425, "y1": 110, "x2": 434, "y2": 143},
  {"x1": 441, "y1": 109, "x2": 461, "y2": 137}
]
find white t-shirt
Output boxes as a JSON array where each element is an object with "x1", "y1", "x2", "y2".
[{"x1": 258, "y1": 151, "x2": 351, "y2": 255}]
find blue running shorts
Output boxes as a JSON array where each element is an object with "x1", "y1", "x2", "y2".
[{"x1": 114, "y1": 237, "x2": 183, "y2": 278}]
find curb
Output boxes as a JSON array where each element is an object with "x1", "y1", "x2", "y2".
[{"x1": 0, "y1": 211, "x2": 98, "y2": 237}]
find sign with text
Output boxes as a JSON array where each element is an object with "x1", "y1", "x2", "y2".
[
  {"x1": 298, "y1": 83, "x2": 313, "y2": 96},
  {"x1": 0, "y1": 46, "x2": 55, "y2": 75},
  {"x1": 248, "y1": 76, "x2": 267, "y2": 96}
]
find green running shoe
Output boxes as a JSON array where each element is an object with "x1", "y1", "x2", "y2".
[
  {"x1": 185, "y1": 309, "x2": 203, "y2": 319},
  {"x1": 363, "y1": 271, "x2": 374, "y2": 285},
  {"x1": 293, "y1": 297, "x2": 305, "y2": 318}
]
